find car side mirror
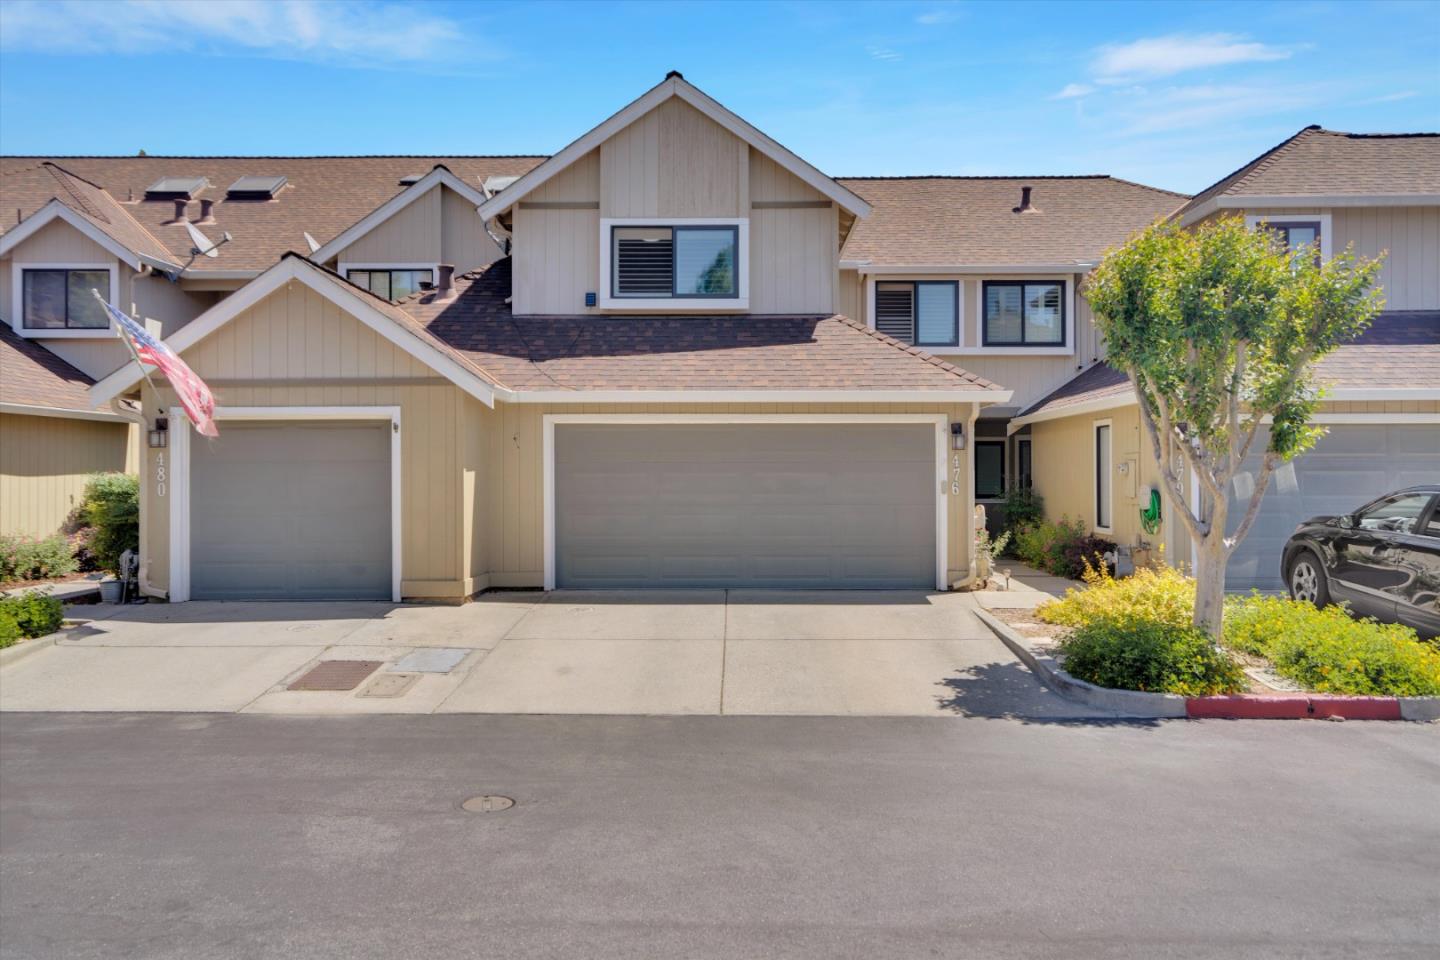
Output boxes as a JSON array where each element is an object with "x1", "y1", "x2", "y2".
[{"x1": 1336, "y1": 515, "x2": 1355, "y2": 530}]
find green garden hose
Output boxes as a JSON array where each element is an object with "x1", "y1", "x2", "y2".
[{"x1": 1139, "y1": 488, "x2": 1163, "y2": 535}]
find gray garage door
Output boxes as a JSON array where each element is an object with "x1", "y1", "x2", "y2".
[
  {"x1": 190, "y1": 421, "x2": 391, "y2": 600},
  {"x1": 555, "y1": 424, "x2": 936, "y2": 588},
  {"x1": 1226, "y1": 424, "x2": 1440, "y2": 591}
]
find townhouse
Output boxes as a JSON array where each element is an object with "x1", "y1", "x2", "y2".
[{"x1": 1, "y1": 75, "x2": 1435, "y2": 600}]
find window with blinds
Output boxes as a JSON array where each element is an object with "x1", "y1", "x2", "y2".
[
  {"x1": 611, "y1": 225, "x2": 737, "y2": 298},
  {"x1": 874, "y1": 281, "x2": 957, "y2": 347}
]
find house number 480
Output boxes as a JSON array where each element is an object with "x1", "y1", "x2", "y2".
[{"x1": 156, "y1": 452, "x2": 167, "y2": 498}]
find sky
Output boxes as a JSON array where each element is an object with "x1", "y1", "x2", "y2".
[{"x1": 0, "y1": 0, "x2": 1437, "y2": 194}]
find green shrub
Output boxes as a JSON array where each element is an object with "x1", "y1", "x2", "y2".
[
  {"x1": 1058, "y1": 617, "x2": 1247, "y2": 696},
  {"x1": 80, "y1": 473, "x2": 139, "y2": 575},
  {"x1": 1001, "y1": 485, "x2": 1044, "y2": 536},
  {"x1": 0, "y1": 590, "x2": 64, "y2": 641},
  {"x1": 1038, "y1": 562, "x2": 1196, "y2": 631},
  {"x1": 1224, "y1": 596, "x2": 1440, "y2": 697},
  {"x1": 1010, "y1": 515, "x2": 1114, "y2": 579},
  {"x1": 0, "y1": 534, "x2": 78, "y2": 582},
  {"x1": 0, "y1": 609, "x2": 20, "y2": 648}
]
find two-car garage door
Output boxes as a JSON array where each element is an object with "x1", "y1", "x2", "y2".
[
  {"x1": 189, "y1": 421, "x2": 392, "y2": 600},
  {"x1": 553, "y1": 423, "x2": 938, "y2": 588}
]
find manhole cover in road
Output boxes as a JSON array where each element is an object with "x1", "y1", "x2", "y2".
[
  {"x1": 462, "y1": 795, "x2": 515, "y2": 813},
  {"x1": 288, "y1": 660, "x2": 382, "y2": 691}
]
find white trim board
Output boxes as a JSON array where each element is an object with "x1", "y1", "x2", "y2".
[
  {"x1": 310, "y1": 167, "x2": 493, "y2": 265},
  {"x1": 513, "y1": 388, "x2": 1012, "y2": 404},
  {"x1": 0, "y1": 401, "x2": 128, "y2": 422},
  {"x1": 8, "y1": 261, "x2": 121, "y2": 339},
  {"x1": 1093, "y1": 417, "x2": 1114, "y2": 536},
  {"x1": 89, "y1": 256, "x2": 498, "y2": 409},
  {"x1": 856, "y1": 262, "x2": 1094, "y2": 275},
  {"x1": 166, "y1": 405, "x2": 403, "y2": 603},
  {"x1": 0, "y1": 199, "x2": 178, "y2": 273},
  {"x1": 1181, "y1": 193, "x2": 1440, "y2": 226},
  {"x1": 1008, "y1": 392, "x2": 1137, "y2": 432},
  {"x1": 541, "y1": 413, "x2": 950, "y2": 592},
  {"x1": 477, "y1": 75, "x2": 871, "y2": 222}
]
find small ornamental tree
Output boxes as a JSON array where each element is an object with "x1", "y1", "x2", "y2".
[{"x1": 1085, "y1": 217, "x2": 1383, "y2": 638}]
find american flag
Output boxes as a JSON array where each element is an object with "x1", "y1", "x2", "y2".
[{"x1": 100, "y1": 297, "x2": 218, "y2": 438}]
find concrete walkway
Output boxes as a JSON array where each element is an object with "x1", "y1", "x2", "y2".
[{"x1": 0, "y1": 591, "x2": 1118, "y2": 719}]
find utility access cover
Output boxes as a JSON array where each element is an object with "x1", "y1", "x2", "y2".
[{"x1": 288, "y1": 660, "x2": 382, "y2": 691}]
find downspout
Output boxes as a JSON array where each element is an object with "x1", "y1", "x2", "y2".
[{"x1": 108, "y1": 397, "x2": 159, "y2": 598}]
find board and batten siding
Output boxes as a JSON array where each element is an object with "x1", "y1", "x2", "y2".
[
  {"x1": 0, "y1": 412, "x2": 136, "y2": 538},
  {"x1": 511, "y1": 150, "x2": 601, "y2": 315},
  {"x1": 328, "y1": 185, "x2": 508, "y2": 278},
  {"x1": 466, "y1": 400, "x2": 979, "y2": 590},
  {"x1": 137, "y1": 281, "x2": 469, "y2": 599}
]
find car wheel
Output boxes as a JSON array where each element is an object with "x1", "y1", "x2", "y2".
[{"x1": 1287, "y1": 550, "x2": 1329, "y2": 608}]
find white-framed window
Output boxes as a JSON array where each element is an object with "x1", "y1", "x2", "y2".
[
  {"x1": 598, "y1": 218, "x2": 749, "y2": 310},
  {"x1": 1093, "y1": 419, "x2": 1113, "y2": 533},
  {"x1": 874, "y1": 280, "x2": 959, "y2": 347},
  {"x1": 339, "y1": 264, "x2": 436, "y2": 301},
  {"x1": 1244, "y1": 213, "x2": 1333, "y2": 262},
  {"x1": 983, "y1": 280, "x2": 1065, "y2": 347},
  {"x1": 9, "y1": 261, "x2": 120, "y2": 338}
]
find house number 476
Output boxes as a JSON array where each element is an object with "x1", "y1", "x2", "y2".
[{"x1": 951, "y1": 453, "x2": 962, "y2": 496}]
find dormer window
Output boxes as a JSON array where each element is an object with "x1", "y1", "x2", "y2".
[{"x1": 600, "y1": 219, "x2": 749, "y2": 309}]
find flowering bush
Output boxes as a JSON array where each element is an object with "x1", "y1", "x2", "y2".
[
  {"x1": 0, "y1": 534, "x2": 78, "y2": 583},
  {"x1": 1225, "y1": 596, "x2": 1440, "y2": 697},
  {"x1": 1037, "y1": 560, "x2": 1195, "y2": 631}
]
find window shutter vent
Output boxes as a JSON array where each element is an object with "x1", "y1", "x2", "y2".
[
  {"x1": 874, "y1": 285, "x2": 915, "y2": 344},
  {"x1": 615, "y1": 234, "x2": 674, "y2": 296}
]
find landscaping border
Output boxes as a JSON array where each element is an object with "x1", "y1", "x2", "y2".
[{"x1": 975, "y1": 608, "x2": 1440, "y2": 722}]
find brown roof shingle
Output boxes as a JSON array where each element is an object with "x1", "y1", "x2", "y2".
[
  {"x1": 1, "y1": 155, "x2": 546, "y2": 272},
  {"x1": 836, "y1": 176, "x2": 1186, "y2": 267},
  {"x1": 1176, "y1": 127, "x2": 1440, "y2": 220},
  {"x1": 3, "y1": 162, "x2": 178, "y2": 266},
  {"x1": 401, "y1": 259, "x2": 1004, "y2": 394},
  {"x1": 1017, "y1": 361, "x2": 1131, "y2": 419},
  {"x1": 0, "y1": 323, "x2": 99, "y2": 411}
]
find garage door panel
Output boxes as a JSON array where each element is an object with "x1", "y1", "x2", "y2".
[
  {"x1": 190, "y1": 421, "x2": 391, "y2": 600},
  {"x1": 555, "y1": 423, "x2": 936, "y2": 589},
  {"x1": 1227, "y1": 425, "x2": 1440, "y2": 591}
]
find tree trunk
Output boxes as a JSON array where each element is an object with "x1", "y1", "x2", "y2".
[{"x1": 1192, "y1": 535, "x2": 1228, "y2": 640}]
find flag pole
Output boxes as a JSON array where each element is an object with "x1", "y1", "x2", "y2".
[{"x1": 94, "y1": 288, "x2": 164, "y2": 409}]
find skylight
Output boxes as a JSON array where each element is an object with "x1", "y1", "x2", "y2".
[
  {"x1": 225, "y1": 175, "x2": 287, "y2": 200},
  {"x1": 143, "y1": 176, "x2": 208, "y2": 200}
]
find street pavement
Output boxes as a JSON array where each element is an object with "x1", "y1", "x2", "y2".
[{"x1": 2, "y1": 712, "x2": 1436, "y2": 960}]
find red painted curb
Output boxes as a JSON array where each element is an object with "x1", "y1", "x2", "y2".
[{"x1": 1186, "y1": 695, "x2": 1402, "y2": 720}]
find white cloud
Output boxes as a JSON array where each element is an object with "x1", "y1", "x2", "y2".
[
  {"x1": 1361, "y1": 90, "x2": 1419, "y2": 104},
  {"x1": 0, "y1": 0, "x2": 472, "y2": 65},
  {"x1": 1092, "y1": 33, "x2": 1289, "y2": 81},
  {"x1": 1052, "y1": 83, "x2": 1096, "y2": 100},
  {"x1": 867, "y1": 45, "x2": 903, "y2": 62},
  {"x1": 916, "y1": 8, "x2": 962, "y2": 26},
  {"x1": 1110, "y1": 83, "x2": 1317, "y2": 135}
]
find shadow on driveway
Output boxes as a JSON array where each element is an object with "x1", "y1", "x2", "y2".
[{"x1": 936, "y1": 660, "x2": 1166, "y2": 727}]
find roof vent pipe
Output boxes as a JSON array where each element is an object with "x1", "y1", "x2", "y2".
[
  {"x1": 165, "y1": 199, "x2": 188, "y2": 224},
  {"x1": 195, "y1": 198, "x2": 215, "y2": 224},
  {"x1": 1013, "y1": 186, "x2": 1040, "y2": 214},
  {"x1": 436, "y1": 264, "x2": 456, "y2": 300}
]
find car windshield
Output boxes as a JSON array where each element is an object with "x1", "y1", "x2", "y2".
[{"x1": 1355, "y1": 493, "x2": 1433, "y2": 534}]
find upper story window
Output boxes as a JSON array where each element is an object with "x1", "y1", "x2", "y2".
[
  {"x1": 22, "y1": 268, "x2": 111, "y2": 330},
  {"x1": 611, "y1": 225, "x2": 738, "y2": 299},
  {"x1": 1269, "y1": 220, "x2": 1322, "y2": 253},
  {"x1": 874, "y1": 281, "x2": 958, "y2": 347},
  {"x1": 1246, "y1": 214, "x2": 1331, "y2": 263},
  {"x1": 983, "y1": 281, "x2": 1064, "y2": 347},
  {"x1": 345, "y1": 267, "x2": 433, "y2": 301}
]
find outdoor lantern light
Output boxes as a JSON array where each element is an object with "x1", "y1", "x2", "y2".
[
  {"x1": 950, "y1": 422, "x2": 966, "y2": 450},
  {"x1": 148, "y1": 416, "x2": 169, "y2": 449}
]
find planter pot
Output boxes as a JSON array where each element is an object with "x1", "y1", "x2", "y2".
[{"x1": 98, "y1": 579, "x2": 123, "y2": 604}]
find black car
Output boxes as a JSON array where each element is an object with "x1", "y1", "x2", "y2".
[{"x1": 1282, "y1": 485, "x2": 1440, "y2": 639}]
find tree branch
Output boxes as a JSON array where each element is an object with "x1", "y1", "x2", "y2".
[{"x1": 1226, "y1": 451, "x2": 1280, "y2": 553}]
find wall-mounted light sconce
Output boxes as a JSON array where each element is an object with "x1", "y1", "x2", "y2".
[
  {"x1": 950, "y1": 422, "x2": 966, "y2": 450},
  {"x1": 148, "y1": 416, "x2": 169, "y2": 449}
]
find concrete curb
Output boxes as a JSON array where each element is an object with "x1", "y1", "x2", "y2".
[
  {"x1": 974, "y1": 608, "x2": 1440, "y2": 722},
  {"x1": 974, "y1": 609, "x2": 1186, "y2": 718},
  {"x1": 0, "y1": 628, "x2": 66, "y2": 669}
]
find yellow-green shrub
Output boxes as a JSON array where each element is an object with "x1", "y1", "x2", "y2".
[
  {"x1": 1036, "y1": 561, "x2": 1196, "y2": 630},
  {"x1": 1224, "y1": 596, "x2": 1440, "y2": 697},
  {"x1": 1058, "y1": 617, "x2": 1247, "y2": 696}
]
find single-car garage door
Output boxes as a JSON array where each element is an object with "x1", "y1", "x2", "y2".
[
  {"x1": 190, "y1": 421, "x2": 392, "y2": 600},
  {"x1": 554, "y1": 423, "x2": 938, "y2": 588},
  {"x1": 1227, "y1": 424, "x2": 1440, "y2": 591}
]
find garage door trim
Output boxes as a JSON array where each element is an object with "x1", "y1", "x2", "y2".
[
  {"x1": 167, "y1": 405, "x2": 402, "y2": 602},
  {"x1": 542, "y1": 413, "x2": 951, "y2": 591}
]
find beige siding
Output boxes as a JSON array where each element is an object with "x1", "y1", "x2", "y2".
[
  {"x1": 440, "y1": 185, "x2": 505, "y2": 275},
  {"x1": 600, "y1": 98, "x2": 747, "y2": 219},
  {"x1": 329, "y1": 184, "x2": 506, "y2": 279},
  {"x1": 471, "y1": 400, "x2": 979, "y2": 589},
  {"x1": 0, "y1": 412, "x2": 135, "y2": 538},
  {"x1": 512, "y1": 150, "x2": 601, "y2": 315},
  {"x1": 749, "y1": 150, "x2": 836, "y2": 314},
  {"x1": 137, "y1": 281, "x2": 468, "y2": 599},
  {"x1": 1330, "y1": 206, "x2": 1440, "y2": 311},
  {"x1": 837, "y1": 268, "x2": 863, "y2": 322}
]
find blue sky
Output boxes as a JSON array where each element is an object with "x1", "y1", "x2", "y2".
[{"x1": 1, "y1": 0, "x2": 1437, "y2": 194}]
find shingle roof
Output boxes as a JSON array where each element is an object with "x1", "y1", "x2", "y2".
[
  {"x1": 836, "y1": 176, "x2": 1186, "y2": 266},
  {"x1": 1019, "y1": 311, "x2": 1440, "y2": 419},
  {"x1": 1175, "y1": 127, "x2": 1440, "y2": 220},
  {"x1": 400, "y1": 259, "x2": 1004, "y2": 394},
  {"x1": 1, "y1": 155, "x2": 546, "y2": 272},
  {"x1": 1017, "y1": 361, "x2": 1131, "y2": 419},
  {"x1": 0, "y1": 323, "x2": 98, "y2": 411},
  {"x1": 2, "y1": 162, "x2": 178, "y2": 266}
]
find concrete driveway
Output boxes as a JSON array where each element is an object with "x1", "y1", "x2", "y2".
[{"x1": 0, "y1": 590, "x2": 1108, "y2": 718}]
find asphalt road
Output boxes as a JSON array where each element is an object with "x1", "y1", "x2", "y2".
[{"x1": 1, "y1": 713, "x2": 1437, "y2": 960}]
